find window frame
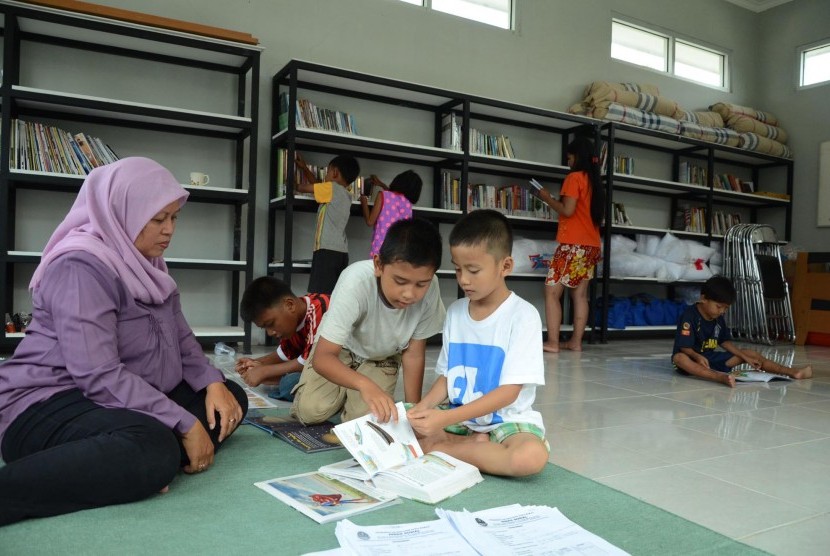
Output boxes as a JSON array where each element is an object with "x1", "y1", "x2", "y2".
[
  {"x1": 611, "y1": 17, "x2": 730, "y2": 91},
  {"x1": 798, "y1": 38, "x2": 830, "y2": 90},
  {"x1": 399, "y1": 0, "x2": 515, "y2": 30}
]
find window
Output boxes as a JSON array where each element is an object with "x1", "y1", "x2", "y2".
[
  {"x1": 612, "y1": 19, "x2": 728, "y2": 89},
  {"x1": 800, "y1": 41, "x2": 830, "y2": 87},
  {"x1": 400, "y1": 0, "x2": 513, "y2": 30}
]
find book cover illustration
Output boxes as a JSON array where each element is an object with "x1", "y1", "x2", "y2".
[
  {"x1": 244, "y1": 410, "x2": 343, "y2": 453},
  {"x1": 255, "y1": 471, "x2": 399, "y2": 524}
]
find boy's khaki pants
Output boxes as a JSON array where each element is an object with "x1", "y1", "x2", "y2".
[{"x1": 290, "y1": 344, "x2": 400, "y2": 424}]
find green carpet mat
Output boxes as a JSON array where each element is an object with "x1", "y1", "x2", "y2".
[{"x1": 0, "y1": 424, "x2": 766, "y2": 555}]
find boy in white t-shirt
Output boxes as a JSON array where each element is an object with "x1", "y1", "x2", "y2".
[
  {"x1": 408, "y1": 209, "x2": 549, "y2": 477},
  {"x1": 290, "y1": 218, "x2": 446, "y2": 425}
]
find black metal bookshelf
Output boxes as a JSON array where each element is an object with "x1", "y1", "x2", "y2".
[
  {"x1": 0, "y1": 1, "x2": 261, "y2": 351},
  {"x1": 597, "y1": 121, "x2": 794, "y2": 341},
  {"x1": 268, "y1": 60, "x2": 597, "y2": 340}
]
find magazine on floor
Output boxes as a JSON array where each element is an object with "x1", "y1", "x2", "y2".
[
  {"x1": 254, "y1": 471, "x2": 400, "y2": 524},
  {"x1": 244, "y1": 410, "x2": 343, "y2": 453},
  {"x1": 731, "y1": 370, "x2": 793, "y2": 382},
  {"x1": 319, "y1": 402, "x2": 483, "y2": 504}
]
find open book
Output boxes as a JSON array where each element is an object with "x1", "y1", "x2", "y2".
[
  {"x1": 320, "y1": 402, "x2": 483, "y2": 504},
  {"x1": 731, "y1": 370, "x2": 793, "y2": 383}
]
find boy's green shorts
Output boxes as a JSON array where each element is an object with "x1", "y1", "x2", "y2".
[{"x1": 404, "y1": 403, "x2": 550, "y2": 453}]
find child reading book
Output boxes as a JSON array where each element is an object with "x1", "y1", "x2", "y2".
[
  {"x1": 672, "y1": 275, "x2": 812, "y2": 387},
  {"x1": 408, "y1": 209, "x2": 549, "y2": 477},
  {"x1": 290, "y1": 218, "x2": 446, "y2": 426},
  {"x1": 237, "y1": 277, "x2": 329, "y2": 401}
]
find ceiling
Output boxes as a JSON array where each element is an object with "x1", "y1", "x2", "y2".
[{"x1": 722, "y1": 0, "x2": 794, "y2": 12}]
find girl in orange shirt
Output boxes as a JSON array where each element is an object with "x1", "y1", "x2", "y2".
[{"x1": 535, "y1": 137, "x2": 604, "y2": 352}]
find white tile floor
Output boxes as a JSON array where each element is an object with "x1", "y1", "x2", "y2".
[
  {"x1": 242, "y1": 338, "x2": 830, "y2": 555},
  {"x1": 532, "y1": 339, "x2": 830, "y2": 556}
]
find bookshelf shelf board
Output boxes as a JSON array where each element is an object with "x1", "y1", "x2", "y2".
[
  {"x1": 183, "y1": 185, "x2": 249, "y2": 204},
  {"x1": 608, "y1": 224, "x2": 709, "y2": 239},
  {"x1": 611, "y1": 173, "x2": 710, "y2": 196},
  {"x1": 602, "y1": 275, "x2": 707, "y2": 286},
  {"x1": 9, "y1": 0, "x2": 262, "y2": 64},
  {"x1": 607, "y1": 325, "x2": 677, "y2": 332},
  {"x1": 467, "y1": 155, "x2": 570, "y2": 177},
  {"x1": 272, "y1": 128, "x2": 464, "y2": 163},
  {"x1": 5, "y1": 252, "x2": 246, "y2": 271},
  {"x1": 269, "y1": 262, "x2": 312, "y2": 273},
  {"x1": 12, "y1": 86, "x2": 251, "y2": 136},
  {"x1": 711, "y1": 189, "x2": 790, "y2": 207},
  {"x1": 467, "y1": 99, "x2": 595, "y2": 131},
  {"x1": 268, "y1": 195, "x2": 317, "y2": 211},
  {"x1": 191, "y1": 326, "x2": 245, "y2": 338}
]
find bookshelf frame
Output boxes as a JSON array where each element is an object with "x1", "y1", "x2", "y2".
[{"x1": 0, "y1": 1, "x2": 261, "y2": 351}]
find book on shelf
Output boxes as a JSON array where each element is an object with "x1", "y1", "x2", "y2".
[
  {"x1": 600, "y1": 141, "x2": 608, "y2": 174},
  {"x1": 243, "y1": 410, "x2": 343, "y2": 453},
  {"x1": 613, "y1": 155, "x2": 634, "y2": 175},
  {"x1": 612, "y1": 202, "x2": 633, "y2": 226},
  {"x1": 731, "y1": 370, "x2": 793, "y2": 383},
  {"x1": 255, "y1": 470, "x2": 400, "y2": 524},
  {"x1": 321, "y1": 402, "x2": 484, "y2": 504},
  {"x1": 678, "y1": 161, "x2": 707, "y2": 186}
]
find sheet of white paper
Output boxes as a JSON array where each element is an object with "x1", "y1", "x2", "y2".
[
  {"x1": 438, "y1": 505, "x2": 630, "y2": 556},
  {"x1": 335, "y1": 518, "x2": 478, "y2": 556}
]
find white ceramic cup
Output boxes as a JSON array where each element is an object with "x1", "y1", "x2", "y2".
[{"x1": 189, "y1": 172, "x2": 210, "y2": 186}]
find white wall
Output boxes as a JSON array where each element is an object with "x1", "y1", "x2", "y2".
[
  {"x1": 758, "y1": 0, "x2": 830, "y2": 249},
  {"x1": 23, "y1": 0, "x2": 823, "y2": 342}
]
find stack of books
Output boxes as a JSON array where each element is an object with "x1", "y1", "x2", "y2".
[
  {"x1": 10, "y1": 119, "x2": 118, "y2": 175},
  {"x1": 613, "y1": 155, "x2": 635, "y2": 175},
  {"x1": 714, "y1": 173, "x2": 754, "y2": 193},
  {"x1": 678, "y1": 161, "x2": 707, "y2": 186},
  {"x1": 274, "y1": 148, "x2": 368, "y2": 201},
  {"x1": 441, "y1": 113, "x2": 515, "y2": 158},
  {"x1": 279, "y1": 92, "x2": 358, "y2": 135}
]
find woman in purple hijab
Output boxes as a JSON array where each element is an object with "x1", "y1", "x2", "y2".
[{"x1": 0, "y1": 157, "x2": 247, "y2": 525}]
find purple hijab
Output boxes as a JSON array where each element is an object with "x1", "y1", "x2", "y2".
[{"x1": 30, "y1": 157, "x2": 189, "y2": 304}]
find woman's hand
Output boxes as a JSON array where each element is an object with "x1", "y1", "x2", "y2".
[
  {"x1": 205, "y1": 382, "x2": 243, "y2": 442},
  {"x1": 181, "y1": 420, "x2": 214, "y2": 474}
]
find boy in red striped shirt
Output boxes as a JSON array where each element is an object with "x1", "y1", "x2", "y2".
[{"x1": 237, "y1": 277, "x2": 329, "y2": 401}]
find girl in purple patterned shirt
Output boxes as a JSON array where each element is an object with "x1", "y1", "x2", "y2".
[{"x1": 360, "y1": 170, "x2": 422, "y2": 257}]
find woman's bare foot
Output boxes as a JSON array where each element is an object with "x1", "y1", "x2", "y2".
[
  {"x1": 792, "y1": 365, "x2": 813, "y2": 379},
  {"x1": 542, "y1": 342, "x2": 560, "y2": 353},
  {"x1": 562, "y1": 341, "x2": 582, "y2": 352}
]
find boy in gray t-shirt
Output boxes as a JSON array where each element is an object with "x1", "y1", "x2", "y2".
[{"x1": 291, "y1": 218, "x2": 446, "y2": 425}]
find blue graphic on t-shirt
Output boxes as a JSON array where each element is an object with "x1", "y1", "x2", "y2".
[{"x1": 446, "y1": 342, "x2": 506, "y2": 426}]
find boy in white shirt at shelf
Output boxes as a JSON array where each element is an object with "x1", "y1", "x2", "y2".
[{"x1": 408, "y1": 209, "x2": 549, "y2": 477}]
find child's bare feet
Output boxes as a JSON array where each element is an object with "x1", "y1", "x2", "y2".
[
  {"x1": 542, "y1": 342, "x2": 560, "y2": 353},
  {"x1": 792, "y1": 365, "x2": 813, "y2": 379},
  {"x1": 562, "y1": 341, "x2": 582, "y2": 352},
  {"x1": 717, "y1": 373, "x2": 736, "y2": 388}
]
